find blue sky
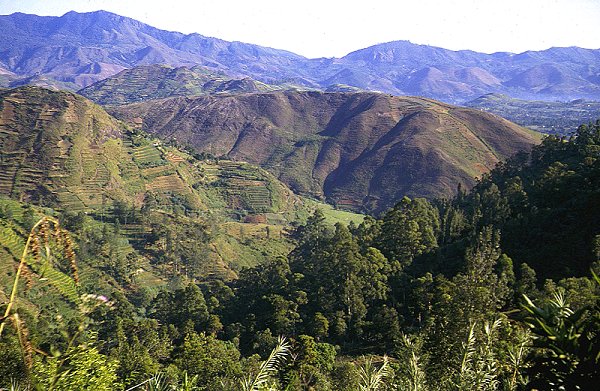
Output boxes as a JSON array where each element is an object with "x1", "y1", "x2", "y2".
[{"x1": 0, "y1": 0, "x2": 599, "y2": 58}]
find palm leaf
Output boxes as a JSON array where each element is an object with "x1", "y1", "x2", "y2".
[
  {"x1": 358, "y1": 355, "x2": 393, "y2": 391},
  {"x1": 241, "y1": 336, "x2": 291, "y2": 391}
]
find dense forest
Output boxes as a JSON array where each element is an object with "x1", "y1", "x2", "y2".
[{"x1": 1, "y1": 122, "x2": 599, "y2": 390}]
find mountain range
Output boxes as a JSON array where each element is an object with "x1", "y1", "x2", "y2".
[{"x1": 1, "y1": 10, "x2": 599, "y2": 102}]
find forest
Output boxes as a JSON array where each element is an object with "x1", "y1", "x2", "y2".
[{"x1": 1, "y1": 121, "x2": 599, "y2": 390}]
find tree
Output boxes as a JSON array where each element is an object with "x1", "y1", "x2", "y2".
[
  {"x1": 149, "y1": 284, "x2": 210, "y2": 333},
  {"x1": 375, "y1": 197, "x2": 439, "y2": 269},
  {"x1": 286, "y1": 335, "x2": 335, "y2": 390},
  {"x1": 423, "y1": 228, "x2": 514, "y2": 384},
  {"x1": 291, "y1": 223, "x2": 391, "y2": 341},
  {"x1": 174, "y1": 332, "x2": 242, "y2": 390}
]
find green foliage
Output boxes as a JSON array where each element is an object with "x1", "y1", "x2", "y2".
[
  {"x1": 1, "y1": 92, "x2": 599, "y2": 391},
  {"x1": 451, "y1": 320, "x2": 501, "y2": 391},
  {"x1": 174, "y1": 332, "x2": 242, "y2": 390},
  {"x1": 468, "y1": 121, "x2": 600, "y2": 279},
  {"x1": 1, "y1": 216, "x2": 82, "y2": 338},
  {"x1": 288, "y1": 220, "x2": 393, "y2": 340},
  {"x1": 357, "y1": 355, "x2": 393, "y2": 391},
  {"x1": 394, "y1": 334, "x2": 428, "y2": 391},
  {"x1": 522, "y1": 280, "x2": 600, "y2": 390},
  {"x1": 111, "y1": 318, "x2": 169, "y2": 388},
  {"x1": 284, "y1": 335, "x2": 337, "y2": 390},
  {"x1": 149, "y1": 284, "x2": 210, "y2": 333},
  {"x1": 375, "y1": 197, "x2": 439, "y2": 269},
  {"x1": 33, "y1": 343, "x2": 121, "y2": 391},
  {"x1": 0, "y1": 336, "x2": 28, "y2": 387}
]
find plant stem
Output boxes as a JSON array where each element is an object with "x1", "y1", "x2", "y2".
[{"x1": 0, "y1": 217, "x2": 57, "y2": 338}]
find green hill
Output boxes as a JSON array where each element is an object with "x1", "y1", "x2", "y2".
[{"x1": 0, "y1": 86, "x2": 361, "y2": 280}]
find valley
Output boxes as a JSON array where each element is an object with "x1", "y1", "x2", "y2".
[{"x1": 465, "y1": 93, "x2": 600, "y2": 135}]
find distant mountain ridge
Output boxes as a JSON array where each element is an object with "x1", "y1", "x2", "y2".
[{"x1": 0, "y1": 11, "x2": 599, "y2": 102}]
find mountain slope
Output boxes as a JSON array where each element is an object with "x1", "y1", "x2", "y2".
[
  {"x1": 0, "y1": 86, "x2": 360, "y2": 278},
  {"x1": 112, "y1": 90, "x2": 542, "y2": 212},
  {"x1": 0, "y1": 11, "x2": 599, "y2": 101}
]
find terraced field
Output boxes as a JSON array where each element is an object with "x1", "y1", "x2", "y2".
[
  {"x1": 146, "y1": 174, "x2": 187, "y2": 192},
  {"x1": 132, "y1": 144, "x2": 165, "y2": 167},
  {"x1": 201, "y1": 161, "x2": 274, "y2": 213}
]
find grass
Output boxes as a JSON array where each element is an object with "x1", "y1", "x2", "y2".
[
  {"x1": 132, "y1": 269, "x2": 166, "y2": 294},
  {"x1": 305, "y1": 199, "x2": 365, "y2": 226}
]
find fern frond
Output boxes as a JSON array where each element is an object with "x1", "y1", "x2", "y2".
[
  {"x1": 0, "y1": 223, "x2": 25, "y2": 260},
  {"x1": 35, "y1": 261, "x2": 81, "y2": 304}
]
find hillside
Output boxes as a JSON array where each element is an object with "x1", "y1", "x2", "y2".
[
  {"x1": 0, "y1": 86, "x2": 361, "y2": 279},
  {"x1": 112, "y1": 90, "x2": 542, "y2": 212},
  {"x1": 78, "y1": 64, "x2": 285, "y2": 105},
  {"x1": 0, "y1": 11, "x2": 599, "y2": 102},
  {"x1": 465, "y1": 93, "x2": 600, "y2": 135}
]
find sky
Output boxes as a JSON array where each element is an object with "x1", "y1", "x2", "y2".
[{"x1": 0, "y1": 0, "x2": 599, "y2": 58}]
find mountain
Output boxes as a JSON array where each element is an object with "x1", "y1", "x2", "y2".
[
  {"x1": 331, "y1": 42, "x2": 600, "y2": 101},
  {"x1": 1, "y1": 11, "x2": 599, "y2": 102},
  {"x1": 0, "y1": 86, "x2": 362, "y2": 278},
  {"x1": 0, "y1": 11, "x2": 306, "y2": 87},
  {"x1": 78, "y1": 64, "x2": 285, "y2": 105},
  {"x1": 0, "y1": 86, "x2": 283, "y2": 216},
  {"x1": 465, "y1": 93, "x2": 600, "y2": 135},
  {"x1": 111, "y1": 90, "x2": 542, "y2": 212}
]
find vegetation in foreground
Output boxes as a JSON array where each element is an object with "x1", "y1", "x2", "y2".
[{"x1": 1, "y1": 122, "x2": 599, "y2": 389}]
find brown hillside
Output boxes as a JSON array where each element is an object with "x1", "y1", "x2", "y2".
[{"x1": 113, "y1": 91, "x2": 542, "y2": 212}]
